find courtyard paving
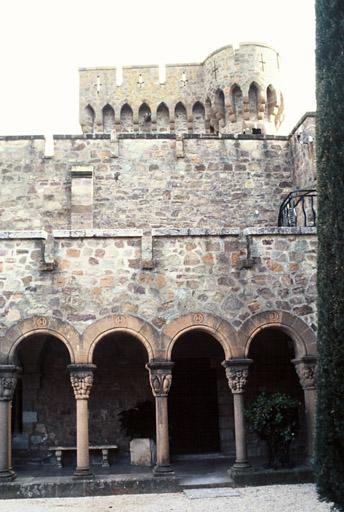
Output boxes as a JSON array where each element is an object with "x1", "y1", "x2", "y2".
[{"x1": 0, "y1": 484, "x2": 334, "y2": 512}]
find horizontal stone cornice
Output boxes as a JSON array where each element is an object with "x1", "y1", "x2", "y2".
[{"x1": 0, "y1": 227, "x2": 317, "y2": 241}]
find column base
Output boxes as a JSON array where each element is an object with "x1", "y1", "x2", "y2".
[
  {"x1": 0, "y1": 469, "x2": 16, "y2": 481},
  {"x1": 73, "y1": 467, "x2": 94, "y2": 480},
  {"x1": 229, "y1": 461, "x2": 253, "y2": 476},
  {"x1": 153, "y1": 464, "x2": 174, "y2": 477}
]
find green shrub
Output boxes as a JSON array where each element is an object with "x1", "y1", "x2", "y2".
[{"x1": 245, "y1": 392, "x2": 299, "y2": 468}]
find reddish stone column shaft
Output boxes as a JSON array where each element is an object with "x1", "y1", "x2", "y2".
[
  {"x1": 233, "y1": 393, "x2": 248, "y2": 465},
  {"x1": 76, "y1": 398, "x2": 90, "y2": 471},
  {"x1": 0, "y1": 400, "x2": 10, "y2": 476},
  {"x1": 155, "y1": 395, "x2": 170, "y2": 467},
  {"x1": 304, "y1": 387, "x2": 316, "y2": 459}
]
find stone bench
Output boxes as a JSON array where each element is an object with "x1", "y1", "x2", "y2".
[{"x1": 48, "y1": 445, "x2": 118, "y2": 468}]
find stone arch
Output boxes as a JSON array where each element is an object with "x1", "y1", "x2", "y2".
[
  {"x1": 157, "y1": 102, "x2": 170, "y2": 132},
  {"x1": 83, "y1": 314, "x2": 159, "y2": 363},
  {"x1": 248, "y1": 82, "x2": 260, "y2": 118},
  {"x1": 120, "y1": 103, "x2": 133, "y2": 132},
  {"x1": 4, "y1": 316, "x2": 78, "y2": 364},
  {"x1": 192, "y1": 101, "x2": 205, "y2": 133},
  {"x1": 231, "y1": 84, "x2": 243, "y2": 119},
  {"x1": 239, "y1": 310, "x2": 317, "y2": 360},
  {"x1": 102, "y1": 103, "x2": 115, "y2": 133},
  {"x1": 139, "y1": 103, "x2": 151, "y2": 132},
  {"x1": 162, "y1": 313, "x2": 239, "y2": 360},
  {"x1": 84, "y1": 104, "x2": 95, "y2": 133}
]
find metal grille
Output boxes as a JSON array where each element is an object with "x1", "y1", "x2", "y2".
[{"x1": 278, "y1": 189, "x2": 317, "y2": 227}]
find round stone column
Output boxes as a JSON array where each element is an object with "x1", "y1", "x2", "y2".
[
  {"x1": 292, "y1": 356, "x2": 317, "y2": 461},
  {"x1": 68, "y1": 364, "x2": 96, "y2": 479},
  {"x1": 146, "y1": 361, "x2": 174, "y2": 476},
  {"x1": 222, "y1": 358, "x2": 253, "y2": 474},
  {"x1": 0, "y1": 365, "x2": 18, "y2": 481}
]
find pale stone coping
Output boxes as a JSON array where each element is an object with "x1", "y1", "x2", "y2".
[
  {"x1": 243, "y1": 227, "x2": 317, "y2": 236},
  {"x1": 0, "y1": 127, "x2": 309, "y2": 141},
  {"x1": 0, "y1": 227, "x2": 317, "y2": 240},
  {"x1": 53, "y1": 229, "x2": 143, "y2": 238},
  {"x1": 0, "y1": 135, "x2": 45, "y2": 140},
  {"x1": 152, "y1": 228, "x2": 241, "y2": 237},
  {"x1": 0, "y1": 227, "x2": 317, "y2": 241},
  {"x1": 0, "y1": 231, "x2": 47, "y2": 240},
  {"x1": 79, "y1": 42, "x2": 278, "y2": 72}
]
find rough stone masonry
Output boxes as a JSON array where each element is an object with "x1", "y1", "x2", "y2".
[{"x1": 0, "y1": 43, "x2": 317, "y2": 484}]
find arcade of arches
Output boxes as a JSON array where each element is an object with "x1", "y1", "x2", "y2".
[{"x1": 0, "y1": 315, "x2": 317, "y2": 481}]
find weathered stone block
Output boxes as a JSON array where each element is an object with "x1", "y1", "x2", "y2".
[{"x1": 130, "y1": 438, "x2": 156, "y2": 466}]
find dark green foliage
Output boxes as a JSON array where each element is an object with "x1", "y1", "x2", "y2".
[
  {"x1": 118, "y1": 400, "x2": 155, "y2": 440},
  {"x1": 316, "y1": 1, "x2": 344, "y2": 509},
  {"x1": 245, "y1": 393, "x2": 299, "y2": 468}
]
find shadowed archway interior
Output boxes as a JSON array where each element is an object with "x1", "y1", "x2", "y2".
[
  {"x1": 169, "y1": 331, "x2": 230, "y2": 456},
  {"x1": 246, "y1": 328, "x2": 306, "y2": 463},
  {"x1": 90, "y1": 332, "x2": 151, "y2": 454},
  {"x1": 13, "y1": 335, "x2": 73, "y2": 465}
]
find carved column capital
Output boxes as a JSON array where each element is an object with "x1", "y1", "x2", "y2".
[
  {"x1": 0, "y1": 365, "x2": 19, "y2": 401},
  {"x1": 222, "y1": 359, "x2": 253, "y2": 394},
  {"x1": 146, "y1": 361, "x2": 174, "y2": 397},
  {"x1": 292, "y1": 356, "x2": 317, "y2": 390},
  {"x1": 68, "y1": 364, "x2": 96, "y2": 400}
]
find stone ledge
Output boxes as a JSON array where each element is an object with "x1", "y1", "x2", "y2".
[
  {"x1": 0, "y1": 231, "x2": 47, "y2": 240},
  {"x1": 0, "y1": 473, "x2": 178, "y2": 499},
  {"x1": 0, "y1": 135, "x2": 45, "y2": 141},
  {"x1": 243, "y1": 227, "x2": 317, "y2": 236},
  {"x1": 152, "y1": 228, "x2": 241, "y2": 237},
  {"x1": 231, "y1": 465, "x2": 314, "y2": 487},
  {"x1": 0, "y1": 227, "x2": 317, "y2": 240},
  {"x1": 53, "y1": 229, "x2": 143, "y2": 238}
]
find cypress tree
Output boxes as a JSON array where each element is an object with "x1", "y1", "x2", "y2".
[{"x1": 315, "y1": 1, "x2": 344, "y2": 510}]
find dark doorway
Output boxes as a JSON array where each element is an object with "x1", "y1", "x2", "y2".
[{"x1": 169, "y1": 331, "x2": 224, "y2": 455}]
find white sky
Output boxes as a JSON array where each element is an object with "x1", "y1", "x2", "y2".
[{"x1": 0, "y1": 0, "x2": 316, "y2": 135}]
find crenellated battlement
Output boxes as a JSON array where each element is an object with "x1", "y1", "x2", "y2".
[{"x1": 79, "y1": 42, "x2": 284, "y2": 136}]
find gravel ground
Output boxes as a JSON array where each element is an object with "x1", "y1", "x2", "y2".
[{"x1": 0, "y1": 484, "x2": 335, "y2": 512}]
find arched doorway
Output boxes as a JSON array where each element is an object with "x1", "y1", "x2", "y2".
[
  {"x1": 12, "y1": 334, "x2": 73, "y2": 467},
  {"x1": 246, "y1": 328, "x2": 305, "y2": 463},
  {"x1": 90, "y1": 332, "x2": 152, "y2": 457},
  {"x1": 169, "y1": 331, "x2": 230, "y2": 456}
]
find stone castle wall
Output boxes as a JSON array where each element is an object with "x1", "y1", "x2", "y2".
[
  {"x1": 0, "y1": 229, "x2": 317, "y2": 343},
  {"x1": 80, "y1": 43, "x2": 284, "y2": 135},
  {"x1": 0, "y1": 134, "x2": 292, "y2": 231}
]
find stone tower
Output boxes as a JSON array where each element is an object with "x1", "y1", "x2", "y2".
[{"x1": 79, "y1": 42, "x2": 284, "y2": 135}]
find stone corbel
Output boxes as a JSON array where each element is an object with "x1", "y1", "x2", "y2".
[
  {"x1": 176, "y1": 135, "x2": 185, "y2": 158},
  {"x1": 238, "y1": 235, "x2": 256, "y2": 270},
  {"x1": 110, "y1": 129, "x2": 119, "y2": 158},
  {"x1": 141, "y1": 230, "x2": 153, "y2": 270},
  {"x1": 41, "y1": 233, "x2": 56, "y2": 271}
]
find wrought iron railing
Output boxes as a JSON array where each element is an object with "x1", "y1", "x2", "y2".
[{"x1": 278, "y1": 189, "x2": 317, "y2": 227}]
